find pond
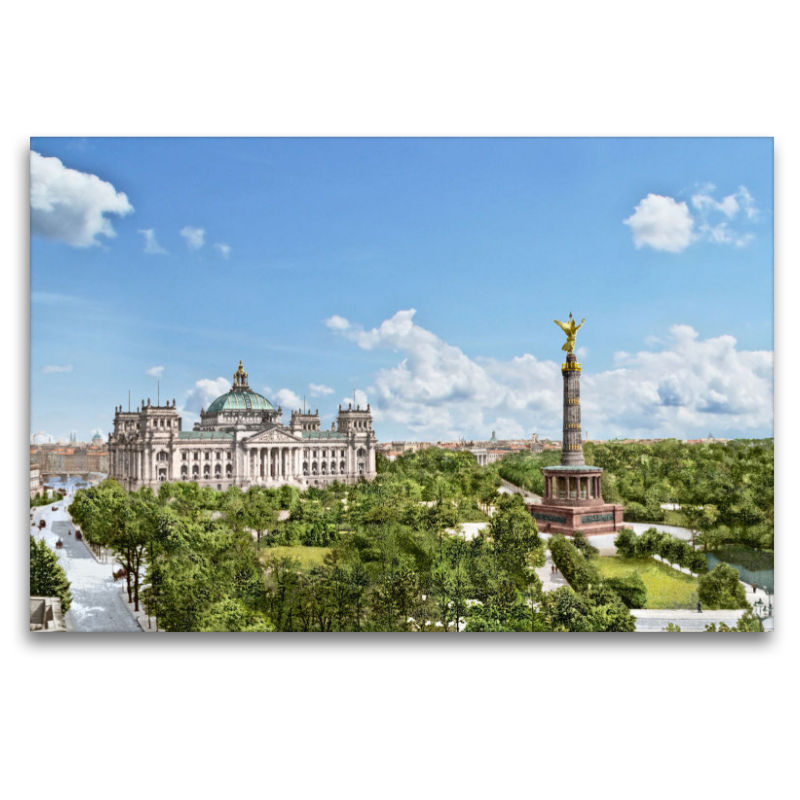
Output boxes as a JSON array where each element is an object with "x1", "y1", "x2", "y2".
[{"x1": 706, "y1": 546, "x2": 774, "y2": 593}]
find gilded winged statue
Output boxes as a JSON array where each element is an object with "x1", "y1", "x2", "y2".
[{"x1": 554, "y1": 313, "x2": 585, "y2": 354}]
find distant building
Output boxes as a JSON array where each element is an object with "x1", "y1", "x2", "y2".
[
  {"x1": 530, "y1": 432, "x2": 544, "y2": 453},
  {"x1": 30, "y1": 463, "x2": 42, "y2": 498},
  {"x1": 108, "y1": 361, "x2": 378, "y2": 491}
]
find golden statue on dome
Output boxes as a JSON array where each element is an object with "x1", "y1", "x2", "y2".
[{"x1": 554, "y1": 312, "x2": 586, "y2": 354}]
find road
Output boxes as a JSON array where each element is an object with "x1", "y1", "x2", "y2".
[{"x1": 30, "y1": 479, "x2": 141, "y2": 633}]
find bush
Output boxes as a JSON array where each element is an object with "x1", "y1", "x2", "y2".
[
  {"x1": 571, "y1": 531, "x2": 599, "y2": 558},
  {"x1": 698, "y1": 563, "x2": 749, "y2": 609},
  {"x1": 623, "y1": 501, "x2": 649, "y2": 522},
  {"x1": 614, "y1": 528, "x2": 637, "y2": 558},
  {"x1": 688, "y1": 551, "x2": 709, "y2": 575},
  {"x1": 637, "y1": 527, "x2": 666, "y2": 557},
  {"x1": 606, "y1": 572, "x2": 648, "y2": 608},
  {"x1": 549, "y1": 535, "x2": 600, "y2": 592}
]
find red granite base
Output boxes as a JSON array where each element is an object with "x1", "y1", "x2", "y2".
[{"x1": 527, "y1": 502, "x2": 625, "y2": 536}]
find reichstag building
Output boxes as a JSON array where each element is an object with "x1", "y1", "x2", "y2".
[{"x1": 108, "y1": 362, "x2": 377, "y2": 491}]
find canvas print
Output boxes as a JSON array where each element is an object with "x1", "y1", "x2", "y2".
[{"x1": 29, "y1": 137, "x2": 774, "y2": 633}]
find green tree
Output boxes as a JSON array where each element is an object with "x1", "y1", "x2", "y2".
[
  {"x1": 698, "y1": 563, "x2": 749, "y2": 609},
  {"x1": 30, "y1": 535, "x2": 72, "y2": 611}
]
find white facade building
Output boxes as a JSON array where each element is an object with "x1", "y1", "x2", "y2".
[{"x1": 108, "y1": 362, "x2": 378, "y2": 491}]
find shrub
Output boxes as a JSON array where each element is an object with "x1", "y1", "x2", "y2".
[
  {"x1": 571, "y1": 530, "x2": 599, "y2": 558},
  {"x1": 637, "y1": 527, "x2": 666, "y2": 557},
  {"x1": 614, "y1": 528, "x2": 637, "y2": 558},
  {"x1": 698, "y1": 563, "x2": 749, "y2": 609},
  {"x1": 623, "y1": 501, "x2": 648, "y2": 522},
  {"x1": 549, "y1": 535, "x2": 600, "y2": 592},
  {"x1": 688, "y1": 551, "x2": 709, "y2": 575},
  {"x1": 606, "y1": 572, "x2": 648, "y2": 608}
]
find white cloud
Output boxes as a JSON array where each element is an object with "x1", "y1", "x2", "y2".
[
  {"x1": 626, "y1": 184, "x2": 760, "y2": 253},
  {"x1": 325, "y1": 315, "x2": 351, "y2": 331},
  {"x1": 328, "y1": 310, "x2": 773, "y2": 441},
  {"x1": 31, "y1": 431, "x2": 56, "y2": 444},
  {"x1": 623, "y1": 194, "x2": 696, "y2": 252},
  {"x1": 309, "y1": 383, "x2": 334, "y2": 396},
  {"x1": 274, "y1": 388, "x2": 302, "y2": 410},
  {"x1": 139, "y1": 229, "x2": 167, "y2": 254},
  {"x1": 42, "y1": 364, "x2": 73, "y2": 374},
  {"x1": 213, "y1": 243, "x2": 231, "y2": 259},
  {"x1": 146, "y1": 366, "x2": 165, "y2": 378},
  {"x1": 180, "y1": 226, "x2": 205, "y2": 250},
  {"x1": 30, "y1": 151, "x2": 134, "y2": 247},
  {"x1": 183, "y1": 377, "x2": 230, "y2": 416},
  {"x1": 691, "y1": 183, "x2": 759, "y2": 222},
  {"x1": 341, "y1": 389, "x2": 369, "y2": 410}
]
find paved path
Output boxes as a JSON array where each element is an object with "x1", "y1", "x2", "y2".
[
  {"x1": 30, "y1": 489, "x2": 141, "y2": 633},
  {"x1": 534, "y1": 550, "x2": 569, "y2": 593}
]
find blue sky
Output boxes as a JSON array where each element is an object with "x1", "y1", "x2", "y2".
[{"x1": 30, "y1": 137, "x2": 773, "y2": 443}]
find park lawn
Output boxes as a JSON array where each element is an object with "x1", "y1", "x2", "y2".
[
  {"x1": 593, "y1": 556, "x2": 699, "y2": 609},
  {"x1": 260, "y1": 545, "x2": 332, "y2": 570}
]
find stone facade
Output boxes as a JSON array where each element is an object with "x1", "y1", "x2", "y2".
[
  {"x1": 107, "y1": 362, "x2": 378, "y2": 491},
  {"x1": 30, "y1": 463, "x2": 42, "y2": 498}
]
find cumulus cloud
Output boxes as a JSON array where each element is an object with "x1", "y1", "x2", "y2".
[
  {"x1": 273, "y1": 388, "x2": 303, "y2": 410},
  {"x1": 625, "y1": 184, "x2": 760, "y2": 253},
  {"x1": 180, "y1": 226, "x2": 205, "y2": 250},
  {"x1": 309, "y1": 383, "x2": 334, "y2": 396},
  {"x1": 325, "y1": 315, "x2": 351, "y2": 331},
  {"x1": 328, "y1": 310, "x2": 773, "y2": 441},
  {"x1": 623, "y1": 194, "x2": 696, "y2": 252},
  {"x1": 31, "y1": 431, "x2": 56, "y2": 444},
  {"x1": 42, "y1": 364, "x2": 73, "y2": 374},
  {"x1": 146, "y1": 366, "x2": 165, "y2": 378},
  {"x1": 213, "y1": 243, "x2": 231, "y2": 259},
  {"x1": 341, "y1": 389, "x2": 370, "y2": 409},
  {"x1": 30, "y1": 151, "x2": 134, "y2": 247},
  {"x1": 139, "y1": 229, "x2": 167, "y2": 254},
  {"x1": 183, "y1": 377, "x2": 230, "y2": 415}
]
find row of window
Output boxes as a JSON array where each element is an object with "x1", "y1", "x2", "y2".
[{"x1": 180, "y1": 464, "x2": 233, "y2": 478}]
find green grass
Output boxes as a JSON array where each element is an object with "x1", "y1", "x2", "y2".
[
  {"x1": 260, "y1": 545, "x2": 333, "y2": 570},
  {"x1": 593, "y1": 556, "x2": 699, "y2": 609}
]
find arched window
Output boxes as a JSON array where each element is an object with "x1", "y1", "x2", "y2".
[
  {"x1": 321, "y1": 462, "x2": 327, "y2": 475},
  {"x1": 303, "y1": 462, "x2": 309, "y2": 476},
  {"x1": 192, "y1": 465, "x2": 199, "y2": 478},
  {"x1": 357, "y1": 448, "x2": 366, "y2": 458},
  {"x1": 203, "y1": 465, "x2": 210, "y2": 478},
  {"x1": 226, "y1": 464, "x2": 232, "y2": 477},
  {"x1": 214, "y1": 464, "x2": 222, "y2": 477},
  {"x1": 340, "y1": 460, "x2": 346, "y2": 473},
  {"x1": 311, "y1": 461, "x2": 318, "y2": 476},
  {"x1": 181, "y1": 466, "x2": 188, "y2": 478}
]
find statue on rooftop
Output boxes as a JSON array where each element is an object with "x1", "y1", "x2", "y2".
[{"x1": 554, "y1": 312, "x2": 586, "y2": 354}]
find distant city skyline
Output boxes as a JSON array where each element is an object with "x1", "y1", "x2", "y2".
[{"x1": 30, "y1": 137, "x2": 773, "y2": 443}]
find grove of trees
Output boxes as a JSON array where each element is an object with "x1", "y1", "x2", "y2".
[{"x1": 499, "y1": 439, "x2": 773, "y2": 550}]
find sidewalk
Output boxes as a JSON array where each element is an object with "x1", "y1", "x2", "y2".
[{"x1": 535, "y1": 551, "x2": 569, "y2": 592}]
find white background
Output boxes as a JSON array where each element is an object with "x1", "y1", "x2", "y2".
[{"x1": 3, "y1": 2, "x2": 795, "y2": 798}]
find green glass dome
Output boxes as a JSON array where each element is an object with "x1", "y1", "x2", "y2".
[{"x1": 207, "y1": 389, "x2": 275, "y2": 414}]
